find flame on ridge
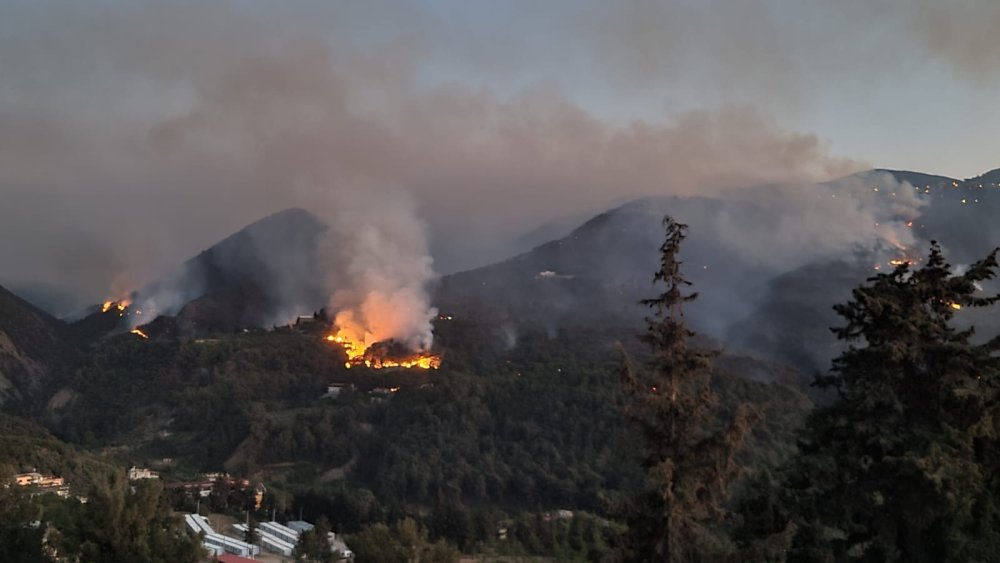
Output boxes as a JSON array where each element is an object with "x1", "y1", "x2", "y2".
[
  {"x1": 102, "y1": 299, "x2": 131, "y2": 314},
  {"x1": 324, "y1": 331, "x2": 441, "y2": 370}
]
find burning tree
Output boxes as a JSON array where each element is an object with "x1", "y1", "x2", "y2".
[{"x1": 618, "y1": 216, "x2": 759, "y2": 562}]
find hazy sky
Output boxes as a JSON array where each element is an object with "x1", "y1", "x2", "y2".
[{"x1": 2, "y1": 0, "x2": 999, "y2": 313}]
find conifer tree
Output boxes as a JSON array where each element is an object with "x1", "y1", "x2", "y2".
[
  {"x1": 786, "y1": 243, "x2": 1000, "y2": 561},
  {"x1": 245, "y1": 515, "x2": 259, "y2": 545},
  {"x1": 620, "y1": 216, "x2": 758, "y2": 562}
]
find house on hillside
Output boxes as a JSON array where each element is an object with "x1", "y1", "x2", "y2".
[
  {"x1": 127, "y1": 466, "x2": 160, "y2": 480},
  {"x1": 12, "y1": 472, "x2": 70, "y2": 498}
]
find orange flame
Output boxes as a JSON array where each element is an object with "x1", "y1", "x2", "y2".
[
  {"x1": 130, "y1": 328, "x2": 149, "y2": 339},
  {"x1": 102, "y1": 299, "x2": 131, "y2": 314},
  {"x1": 324, "y1": 329, "x2": 441, "y2": 370}
]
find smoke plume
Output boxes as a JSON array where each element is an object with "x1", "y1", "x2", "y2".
[
  {"x1": 716, "y1": 172, "x2": 928, "y2": 270},
  {"x1": 320, "y1": 191, "x2": 437, "y2": 351},
  {"x1": 0, "y1": 1, "x2": 996, "y2": 317}
]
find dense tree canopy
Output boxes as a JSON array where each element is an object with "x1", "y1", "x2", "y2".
[
  {"x1": 0, "y1": 473, "x2": 201, "y2": 563},
  {"x1": 776, "y1": 243, "x2": 1000, "y2": 561}
]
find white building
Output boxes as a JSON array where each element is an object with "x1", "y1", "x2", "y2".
[
  {"x1": 260, "y1": 521, "x2": 301, "y2": 545},
  {"x1": 183, "y1": 513, "x2": 260, "y2": 558},
  {"x1": 235, "y1": 523, "x2": 296, "y2": 557},
  {"x1": 128, "y1": 466, "x2": 160, "y2": 480}
]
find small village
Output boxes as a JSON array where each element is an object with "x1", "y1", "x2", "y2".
[
  {"x1": 164, "y1": 468, "x2": 353, "y2": 561},
  {"x1": 184, "y1": 512, "x2": 352, "y2": 561},
  {"x1": 7, "y1": 467, "x2": 352, "y2": 562}
]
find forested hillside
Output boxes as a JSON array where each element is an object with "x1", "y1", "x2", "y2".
[{"x1": 0, "y1": 284, "x2": 76, "y2": 408}]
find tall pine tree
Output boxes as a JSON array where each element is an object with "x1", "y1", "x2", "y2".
[
  {"x1": 785, "y1": 243, "x2": 1000, "y2": 561},
  {"x1": 620, "y1": 216, "x2": 758, "y2": 562}
]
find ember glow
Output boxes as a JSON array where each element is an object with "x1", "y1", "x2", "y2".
[
  {"x1": 130, "y1": 328, "x2": 149, "y2": 339},
  {"x1": 102, "y1": 300, "x2": 131, "y2": 314},
  {"x1": 886, "y1": 252, "x2": 922, "y2": 269},
  {"x1": 325, "y1": 330, "x2": 441, "y2": 370}
]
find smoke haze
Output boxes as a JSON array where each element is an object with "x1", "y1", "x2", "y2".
[
  {"x1": 0, "y1": 1, "x2": 996, "y2": 316},
  {"x1": 322, "y1": 190, "x2": 438, "y2": 352}
]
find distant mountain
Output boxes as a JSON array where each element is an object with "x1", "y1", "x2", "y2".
[
  {"x1": 723, "y1": 259, "x2": 867, "y2": 373},
  {"x1": 138, "y1": 206, "x2": 328, "y2": 323},
  {"x1": 61, "y1": 167, "x2": 1000, "y2": 355},
  {"x1": 437, "y1": 166, "x2": 1000, "y2": 372},
  {"x1": 0, "y1": 284, "x2": 75, "y2": 405},
  {"x1": 880, "y1": 168, "x2": 1000, "y2": 265},
  {"x1": 724, "y1": 167, "x2": 1000, "y2": 371},
  {"x1": 875, "y1": 168, "x2": 955, "y2": 190},
  {"x1": 70, "y1": 207, "x2": 329, "y2": 341},
  {"x1": 966, "y1": 167, "x2": 1000, "y2": 185},
  {"x1": 436, "y1": 194, "x2": 798, "y2": 336},
  {"x1": 505, "y1": 210, "x2": 603, "y2": 257}
]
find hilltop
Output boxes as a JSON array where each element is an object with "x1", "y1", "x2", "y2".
[
  {"x1": 55, "y1": 167, "x2": 1000, "y2": 352},
  {"x1": 0, "y1": 284, "x2": 76, "y2": 406},
  {"x1": 68, "y1": 208, "x2": 329, "y2": 343}
]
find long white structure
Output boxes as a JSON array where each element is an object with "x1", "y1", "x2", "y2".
[
  {"x1": 261, "y1": 519, "x2": 352, "y2": 558},
  {"x1": 286, "y1": 520, "x2": 314, "y2": 534},
  {"x1": 184, "y1": 514, "x2": 213, "y2": 535},
  {"x1": 183, "y1": 513, "x2": 260, "y2": 558},
  {"x1": 260, "y1": 520, "x2": 301, "y2": 545},
  {"x1": 234, "y1": 523, "x2": 296, "y2": 557}
]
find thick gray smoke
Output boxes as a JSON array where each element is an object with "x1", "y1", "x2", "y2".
[
  {"x1": 319, "y1": 190, "x2": 437, "y2": 352},
  {"x1": 717, "y1": 172, "x2": 928, "y2": 270},
  {"x1": 0, "y1": 1, "x2": 994, "y2": 317}
]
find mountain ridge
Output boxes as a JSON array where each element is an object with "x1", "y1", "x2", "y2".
[
  {"x1": 0, "y1": 284, "x2": 75, "y2": 405},
  {"x1": 45, "y1": 164, "x2": 1000, "y2": 358}
]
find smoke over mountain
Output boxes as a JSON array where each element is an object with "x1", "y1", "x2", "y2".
[
  {"x1": 0, "y1": 1, "x2": 996, "y2": 317},
  {"x1": 0, "y1": 1, "x2": 858, "y2": 314},
  {"x1": 715, "y1": 171, "x2": 927, "y2": 270}
]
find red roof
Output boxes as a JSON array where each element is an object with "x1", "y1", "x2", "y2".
[{"x1": 216, "y1": 555, "x2": 257, "y2": 563}]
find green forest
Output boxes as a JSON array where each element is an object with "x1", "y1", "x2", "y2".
[{"x1": 3, "y1": 217, "x2": 1000, "y2": 562}]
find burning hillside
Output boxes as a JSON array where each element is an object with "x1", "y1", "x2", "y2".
[
  {"x1": 100, "y1": 298, "x2": 149, "y2": 321},
  {"x1": 101, "y1": 300, "x2": 130, "y2": 314},
  {"x1": 316, "y1": 194, "x2": 440, "y2": 370},
  {"x1": 325, "y1": 331, "x2": 441, "y2": 370}
]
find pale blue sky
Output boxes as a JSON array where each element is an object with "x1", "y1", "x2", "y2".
[{"x1": 398, "y1": 0, "x2": 1000, "y2": 178}]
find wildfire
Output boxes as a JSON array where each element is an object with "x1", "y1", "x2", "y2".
[
  {"x1": 887, "y1": 254, "x2": 922, "y2": 269},
  {"x1": 102, "y1": 299, "x2": 131, "y2": 314},
  {"x1": 130, "y1": 328, "x2": 149, "y2": 339},
  {"x1": 950, "y1": 303, "x2": 962, "y2": 311},
  {"x1": 324, "y1": 330, "x2": 441, "y2": 370}
]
